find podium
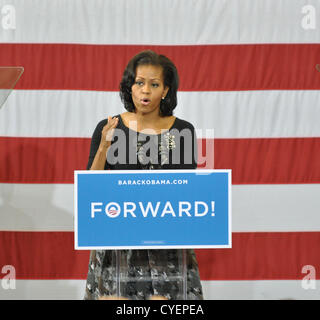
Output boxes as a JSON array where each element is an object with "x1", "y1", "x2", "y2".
[
  {"x1": 113, "y1": 248, "x2": 188, "y2": 299},
  {"x1": 0, "y1": 67, "x2": 24, "y2": 109},
  {"x1": 75, "y1": 169, "x2": 231, "y2": 300}
]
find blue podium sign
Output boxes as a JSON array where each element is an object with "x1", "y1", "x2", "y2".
[{"x1": 74, "y1": 169, "x2": 231, "y2": 249}]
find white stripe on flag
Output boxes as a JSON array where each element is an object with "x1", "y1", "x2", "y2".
[
  {"x1": 1, "y1": 90, "x2": 320, "y2": 138},
  {"x1": 201, "y1": 280, "x2": 320, "y2": 300},
  {"x1": 0, "y1": 280, "x2": 318, "y2": 300},
  {"x1": 0, "y1": 0, "x2": 319, "y2": 44},
  {"x1": 1, "y1": 183, "x2": 319, "y2": 232}
]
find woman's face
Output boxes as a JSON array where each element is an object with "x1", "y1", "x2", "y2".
[{"x1": 131, "y1": 64, "x2": 169, "y2": 116}]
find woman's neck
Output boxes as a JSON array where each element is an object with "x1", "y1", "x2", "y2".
[
  {"x1": 133, "y1": 111, "x2": 161, "y2": 128},
  {"x1": 121, "y1": 111, "x2": 175, "y2": 134}
]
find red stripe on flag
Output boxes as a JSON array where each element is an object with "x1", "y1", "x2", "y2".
[
  {"x1": 1, "y1": 137, "x2": 319, "y2": 184},
  {"x1": 196, "y1": 232, "x2": 320, "y2": 280},
  {"x1": 0, "y1": 137, "x2": 90, "y2": 183},
  {"x1": 0, "y1": 231, "x2": 319, "y2": 280},
  {"x1": 0, "y1": 67, "x2": 23, "y2": 89},
  {"x1": 0, "y1": 44, "x2": 319, "y2": 91},
  {"x1": 0, "y1": 231, "x2": 89, "y2": 279},
  {"x1": 214, "y1": 137, "x2": 320, "y2": 185}
]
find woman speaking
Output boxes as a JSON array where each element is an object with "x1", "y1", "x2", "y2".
[{"x1": 84, "y1": 50, "x2": 203, "y2": 300}]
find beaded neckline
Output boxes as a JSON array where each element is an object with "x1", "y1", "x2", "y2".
[{"x1": 117, "y1": 114, "x2": 177, "y2": 136}]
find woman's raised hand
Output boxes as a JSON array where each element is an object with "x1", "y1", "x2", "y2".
[{"x1": 100, "y1": 116, "x2": 119, "y2": 149}]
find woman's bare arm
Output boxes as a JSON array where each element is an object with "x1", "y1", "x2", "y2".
[{"x1": 89, "y1": 116, "x2": 119, "y2": 170}]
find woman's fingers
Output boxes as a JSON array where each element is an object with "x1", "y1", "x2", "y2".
[
  {"x1": 106, "y1": 116, "x2": 118, "y2": 129},
  {"x1": 103, "y1": 117, "x2": 118, "y2": 132},
  {"x1": 102, "y1": 116, "x2": 119, "y2": 142},
  {"x1": 110, "y1": 116, "x2": 119, "y2": 128}
]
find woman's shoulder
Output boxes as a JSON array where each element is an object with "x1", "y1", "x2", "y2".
[{"x1": 173, "y1": 117, "x2": 196, "y2": 131}]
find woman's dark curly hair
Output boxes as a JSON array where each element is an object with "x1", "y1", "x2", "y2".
[{"x1": 119, "y1": 50, "x2": 179, "y2": 116}]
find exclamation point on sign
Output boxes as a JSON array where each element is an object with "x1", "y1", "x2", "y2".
[{"x1": 211, "y1": 201, "x2": 215, "y2": 216}]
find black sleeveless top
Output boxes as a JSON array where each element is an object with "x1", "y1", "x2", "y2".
[{"x1": 87, "y1": 114, "x2": 198, "y2": 170}]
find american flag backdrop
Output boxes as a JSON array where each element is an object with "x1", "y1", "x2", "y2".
[{"x1": 0, "y1": 0, "x2": 320, "y2": 300}]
